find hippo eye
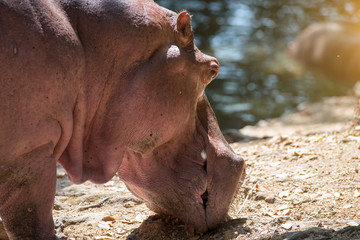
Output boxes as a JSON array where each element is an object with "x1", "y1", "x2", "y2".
[{"x1": 184, "y1": 41, "x2": 195, "y2": 53}]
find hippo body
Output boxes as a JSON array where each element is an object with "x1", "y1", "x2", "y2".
[
  {"x1": 289, "y1": 22, "x2": 360, "y2": 85},
  {"x1": 0, "y1": 0, "x2": 245, "y2": 239}
]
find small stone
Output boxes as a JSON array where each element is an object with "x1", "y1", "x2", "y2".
[
  {"x1": 57, "y1": 170, "x2": 67, "y2": 178},
  {"x1": 277, "y1": 205, "x2": 290, "y2": 211},
  {"x1": 281, "y1": 222, "x2": 292, "y2": 230},
  {"x1": 135, "y1": 214, "x2": 147, "y2": 223},
  {"x1": 102, "y1": 216, "x2": 116, "y2": 222},
  {"x1": 354, "y1": 190, "x2": 360, "y2": 198},
  {"x1": 282, "y1": 209, "x2": 291, "y2": 215},
  {"x1": 348, "y1": 221, "x2": 358, "y2": 226},
  {"x1": 98, "y1": 222, "x2": 111, "y2": 230},
  {"x1": 265, "y1": 196, "x2": 276, "y2": 204},
  {"x1": 279, "y1": 190, "x2": 290, "y2": 198}
]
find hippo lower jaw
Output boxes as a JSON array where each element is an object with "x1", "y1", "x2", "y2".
[
  {"x1": 122, "y1": 145, "x2": 245, "y2": 233},
  {"x1": 142, "y1": 151, "x2": 244, "y2": 233}
]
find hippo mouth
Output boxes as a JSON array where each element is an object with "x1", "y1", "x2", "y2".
[
  {"x1": 192, "y1": 96, "x2": 246, "y2": 231},
  {"x1": 117, "y1": 95, "x2": 245, "y2": 232}
]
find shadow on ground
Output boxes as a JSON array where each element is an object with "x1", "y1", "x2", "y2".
[
  {"x1": 267, "y1": 225, "x2": 360, "y2": 240},
  {"x1": 125, "y1": 215, "x2": 360, "y2": 240},
  {"x1": 126, "y1": 216, "x2": 249, "y2": 240}
]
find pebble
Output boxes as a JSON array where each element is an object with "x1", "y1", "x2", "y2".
[
  {"x1": 281, "y1": 222, "x2": 292, "y2": 230},
  {"x1": 135, "y1": 213, "x2": 147, "y2": 223},
  {"x1": 265, "y1": 196, "x2": 276, "y2": 204},
  {"x1": 348, "y1": 221, "x2": 358, "y2": 226},
  {"x1": 98, "y1": 222, "x2": 111, "y2": 230},
  {"x1": 104, "y1": 181, "x2": 114, "y2": 187},
  {"x1": 102, "y1": 216, "x2": 116, "y2": 222},
  {"x1": 279, "y1": 190, "x2": 290, "y2": 198}
]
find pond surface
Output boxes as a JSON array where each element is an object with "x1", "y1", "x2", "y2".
[{"x1": 157, "y1": 0, "x2": 360, "y2": 130}]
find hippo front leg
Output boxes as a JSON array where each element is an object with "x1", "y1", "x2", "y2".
[{"x1": 0, "y1": 143, "x2": 57, "y2": 240}]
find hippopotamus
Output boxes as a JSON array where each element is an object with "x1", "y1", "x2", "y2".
[
  {"x1": 0, "y1": 0, "x2": 245, "y2": 238},
  {"x1": 289, "y1": 22, "x2": 360, "y2": 85}
]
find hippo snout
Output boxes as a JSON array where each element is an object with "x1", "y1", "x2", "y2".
[
  {"x1": 202, "y1": 55, "x2": 220, "y2": 85},
  {"x1": 117, "y1": 95, "x2": 245, "y2": 232},
  {"x1": 203, "y1": 152, "x2": 245, "y2": 231},
  {"x1": 187, "y1": 149, "x2": 245, "y2": 232}
]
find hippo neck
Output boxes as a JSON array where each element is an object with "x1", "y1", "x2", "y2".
[{"x1": 59, "y1": 0, "x2": 177, "y2": 183}]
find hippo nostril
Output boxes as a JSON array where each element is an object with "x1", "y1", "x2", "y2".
[
  {"x1": 209, "y1": 60, "x2": 219, "y2": 81},
  {"x1": 210, "y1": 70, "x2": 217, "y2": 80}
]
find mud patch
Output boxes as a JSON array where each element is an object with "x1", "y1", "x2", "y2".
[{"x1": 131, "y1": 131, "x2": 161, "y2": 154}]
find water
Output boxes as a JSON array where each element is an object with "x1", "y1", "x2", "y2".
[{"x1": 156, "y1": 0, "x2": 360, "y2": 130}]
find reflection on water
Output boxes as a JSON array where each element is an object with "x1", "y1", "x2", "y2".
[{"x1": 157, "y1": 0, "x2": 360, "y2": 130}]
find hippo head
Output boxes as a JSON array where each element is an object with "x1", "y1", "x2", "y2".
[{"x1": 113, "y1": 11, "x2": 245, "y2": 232}]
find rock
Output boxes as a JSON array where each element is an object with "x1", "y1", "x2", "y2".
[
  {"x1": 135, "y1": 214, "x2": 147, "y2": 223},
  {"x1": 265, "y1": 196, "x2": 276, "y2": 204},
  {"x1": 102, "y1": 216, "x2": 116, "y2": 222},
  {"x1": 281, "y1": 222, "x2": 292, "y2": 230},
  {"x1": 97, "y1": 222, "x2": 111, "y2": 230}
]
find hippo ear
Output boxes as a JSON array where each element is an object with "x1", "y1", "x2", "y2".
[{"x1": 176, "y1": 11, "x2": 194, "y2": 48}]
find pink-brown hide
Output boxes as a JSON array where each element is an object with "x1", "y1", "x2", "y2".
[
  {"x1": 289, "y1": 22, "x2": 360, "y2": 85},
  {"x1": 0, "y1": 0, "x2": 245, "y2": 238}
]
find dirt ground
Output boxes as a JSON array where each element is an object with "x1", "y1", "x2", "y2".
[{"x1": 2, "y1": 96, "x2": 360, "y2": 240}]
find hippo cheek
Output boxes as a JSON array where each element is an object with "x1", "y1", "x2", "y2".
[
  {"x1": 118, "y1": 148, "x2": 211, "y2": 232},
  {"x1": 145, "y1": 162, "x2": 210, "y2": 232}
]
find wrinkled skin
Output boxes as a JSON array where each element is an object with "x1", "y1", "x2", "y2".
[
  {"x1": 0, "y1": 0, "x2": 245, "y2": 239},
  {"x1": 289, "y1": 22, "x2": 360, "y2": 85}
]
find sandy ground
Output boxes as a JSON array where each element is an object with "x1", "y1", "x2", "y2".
[{"x1": 1, "y1": 96, "x2": 360, "y2": 240}]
